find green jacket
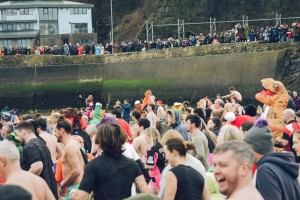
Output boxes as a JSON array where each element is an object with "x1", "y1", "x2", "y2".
[{"x1": 89, "y1": 104, "x2": 102, "y2": 125}]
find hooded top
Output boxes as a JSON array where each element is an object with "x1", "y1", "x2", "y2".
[
  {"x1": 166, "y1": 109, "x2": 189, "y2": 141},
  {"x1": 89, "y1": 104, "x2": 103, "y2": 125},
  {"x1": 256, "y1": 152, "x2": 300, "y2": 200}
]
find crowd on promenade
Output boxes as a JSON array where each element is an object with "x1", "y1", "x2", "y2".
[
  {"x1": 1, "y1": 20, "x2": 300, "y2": 56},
  {"x1": 0, "y1": 86, "x2": 300, "y2": 200}
]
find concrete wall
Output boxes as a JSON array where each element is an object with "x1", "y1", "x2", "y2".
[{"x1": 0, "y1": 42, "x2": 299, "y2": 110}]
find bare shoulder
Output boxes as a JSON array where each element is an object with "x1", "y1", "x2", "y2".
[
  {"x1": 133, "y1": 135, "x2": 143, "y2": 145},
  {"x1": 7, "y1": 171, "x2": 46, "y2": 188},
  {"x1": 229, "y1": 188, "x2": 263, "y2": 200},
  {"x1": 64, "y1": 140, "x2": 81, "y2": 155},
  {"x1": 50, "y1": 134, "x2": 58, "y2": 142}
]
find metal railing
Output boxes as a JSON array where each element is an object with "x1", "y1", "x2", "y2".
[{"x1": 145, "y1": 13, "x2": 300, "y2": 42}]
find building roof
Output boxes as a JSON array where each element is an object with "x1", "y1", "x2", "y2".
[
  {"x1": 0, "y1": 1, "x2": 94, "y2": 9},
  {"x1": 0, "y1": 30, "x2": 39, "y2": 39}
]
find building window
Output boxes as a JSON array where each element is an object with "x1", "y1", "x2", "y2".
[
  {"x1": 39, "y1": 8, "x2": 57, "y2": 21},
  {"x1": 2, "y1": 24, "x2": 18, "y2": 31},
  {"x1": 0, "y1": 40, "x2": 12, "y2": 48},
  {"x1": 6, "y1": 9, "x2": 17, "y2": 16},
  {"x1": 20, "y1": 9, "x2": 33, "y2": 15},
  {"x1": 76, "y1": 38, "x2": 92, "y2": 44},
  {"x1": 70, "y1": 8, "x2": 87, "y2": 15},
  {"x1": 40, "y1": 23, "x2": 58, "y2": 35},
  {"x1": 20, "y1": 23, "x2": 34, "y2": 30},
  {"x1": 17, "y1": 39, "x2": 30, "y2": 47},
  {"x1": 2, "y1": 24, "x2": 7, "y2": 31},
  {"x1": 71, "y1": 23, "x2": 88, "y2": 33}
]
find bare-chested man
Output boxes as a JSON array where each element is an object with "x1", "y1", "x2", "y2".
[
  {"x1": 54, "y1": 118, "x2": 85, "y2": 200},
  {"x1": 0, "y1": 140, "x2": 55, "y2": 200},
  {"x1": 146, "y1": 104, "x2": 158, "y2": 128},
  {"x1": 213, "y1": 141, "x2": 263, "y2": 200},
  {"x1": 222, "y1": 87, "x2": 242, "y2": 102},
  {"x1": 132, "y1": 118, "x2": 151, "y2": 163},
  {"x1": 36, "y1": 117, "x2": 62, "y2": 169}
]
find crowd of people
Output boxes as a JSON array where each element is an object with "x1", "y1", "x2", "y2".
[
  {"x1": 0, "y1": 87, "x2": 300, "y2": 200},
  {"x1": 1, "y1": 20, "x2": 300, "y2": 56}
]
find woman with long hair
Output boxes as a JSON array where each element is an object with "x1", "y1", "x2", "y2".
[
  {"x1": 144, "y1": 128, "x2": 165, "y2": 194},
  {"x1": 210, "y1": 117, "x2": 222, "y2": 136}
]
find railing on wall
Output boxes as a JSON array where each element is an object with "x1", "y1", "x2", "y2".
[{"x1": 145, "y1": 13, "x2": 300, "y2": 43}]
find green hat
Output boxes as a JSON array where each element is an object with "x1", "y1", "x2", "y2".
[{"x1": 244, "y1": 119, "x2": 274, "y2": 155}]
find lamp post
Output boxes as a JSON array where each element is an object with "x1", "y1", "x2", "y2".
[{"x1": 110, "y1": 0, "x2": 114, "y2": 54}]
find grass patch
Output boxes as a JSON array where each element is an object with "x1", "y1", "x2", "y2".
[
  {"x1": 0, "y1": 81, "x2": 103, "y2": 94},
  {"x1": 102, "y1": 79, "x2": 168, "y2": 90}
]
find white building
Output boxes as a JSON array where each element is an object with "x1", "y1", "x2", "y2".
[{"x1": 0, "y1": 0, "x2": 96, "y2": 47}]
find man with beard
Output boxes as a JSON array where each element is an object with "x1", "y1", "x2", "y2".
[
  {"x1": 16, "y1": 121, "x2": 58, "y2": 199},
  {"x1": 213, "y1": 141, "x2": 263, "y2": 200},
  {"x1": 54, "y1": 117, "x2": 85, "y2": 200}
]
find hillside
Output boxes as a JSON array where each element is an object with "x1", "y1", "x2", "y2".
[
  {"x1": 3, "y1": 0, "x2": 300, "y2": 42},
  {"x1": 80, "y1": 0, "x2": 300, "y2": 42}
]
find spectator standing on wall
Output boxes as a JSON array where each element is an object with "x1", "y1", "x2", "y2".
[
  {"x1": 100, "y1": 44, "x2": 105, "y2": 55},
  {"x1": 64, "y1": 43, "x2": 70, "y2": 56},
  {"x1": 77, "y1": 43, "x2": 83, "y2": 56},
  {"x1": 292, "y1": 21, "x2": 299, "y2": 42},
  {"x1": 91, "y1": 43, "x2": 95, "y2": 54},
  {"x1": 95, "y1": 44, "x2": 101, "y2": 55},
  {"x1": 293, "y1": 91, "x2": 300, "y2": 111},
  {"x1": 249, "y1": 29, "x2": 257, "y2": 42},
  {"x1": 279, "y1": 24, "x2": 288, "y2": 42},
  {"x1": 85, "y1": 43, "x2": 91, "y2": 55}
]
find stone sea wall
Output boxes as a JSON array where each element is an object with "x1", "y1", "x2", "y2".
[{"x1": 0, "y1": 42, "x2": 300, "y2": 110}]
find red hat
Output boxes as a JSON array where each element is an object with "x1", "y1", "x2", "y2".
[{"x1": 157, "y1": 100, "x2": 163, "y2": 105}]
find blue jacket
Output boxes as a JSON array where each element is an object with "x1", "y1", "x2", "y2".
[{"x1": 120, "y1": 103, "x2": 131, "y2": 119}]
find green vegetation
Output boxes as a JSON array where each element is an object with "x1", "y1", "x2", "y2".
[
  {"x1": 0, "y1": 81, "x2": 102, "y2": 94},
  {"x1": 102, "y1": 79, "x2": 168, "y2": 90},
  {"x1": 0, "y1": 79, "x2": 168, "y2": 94}
]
